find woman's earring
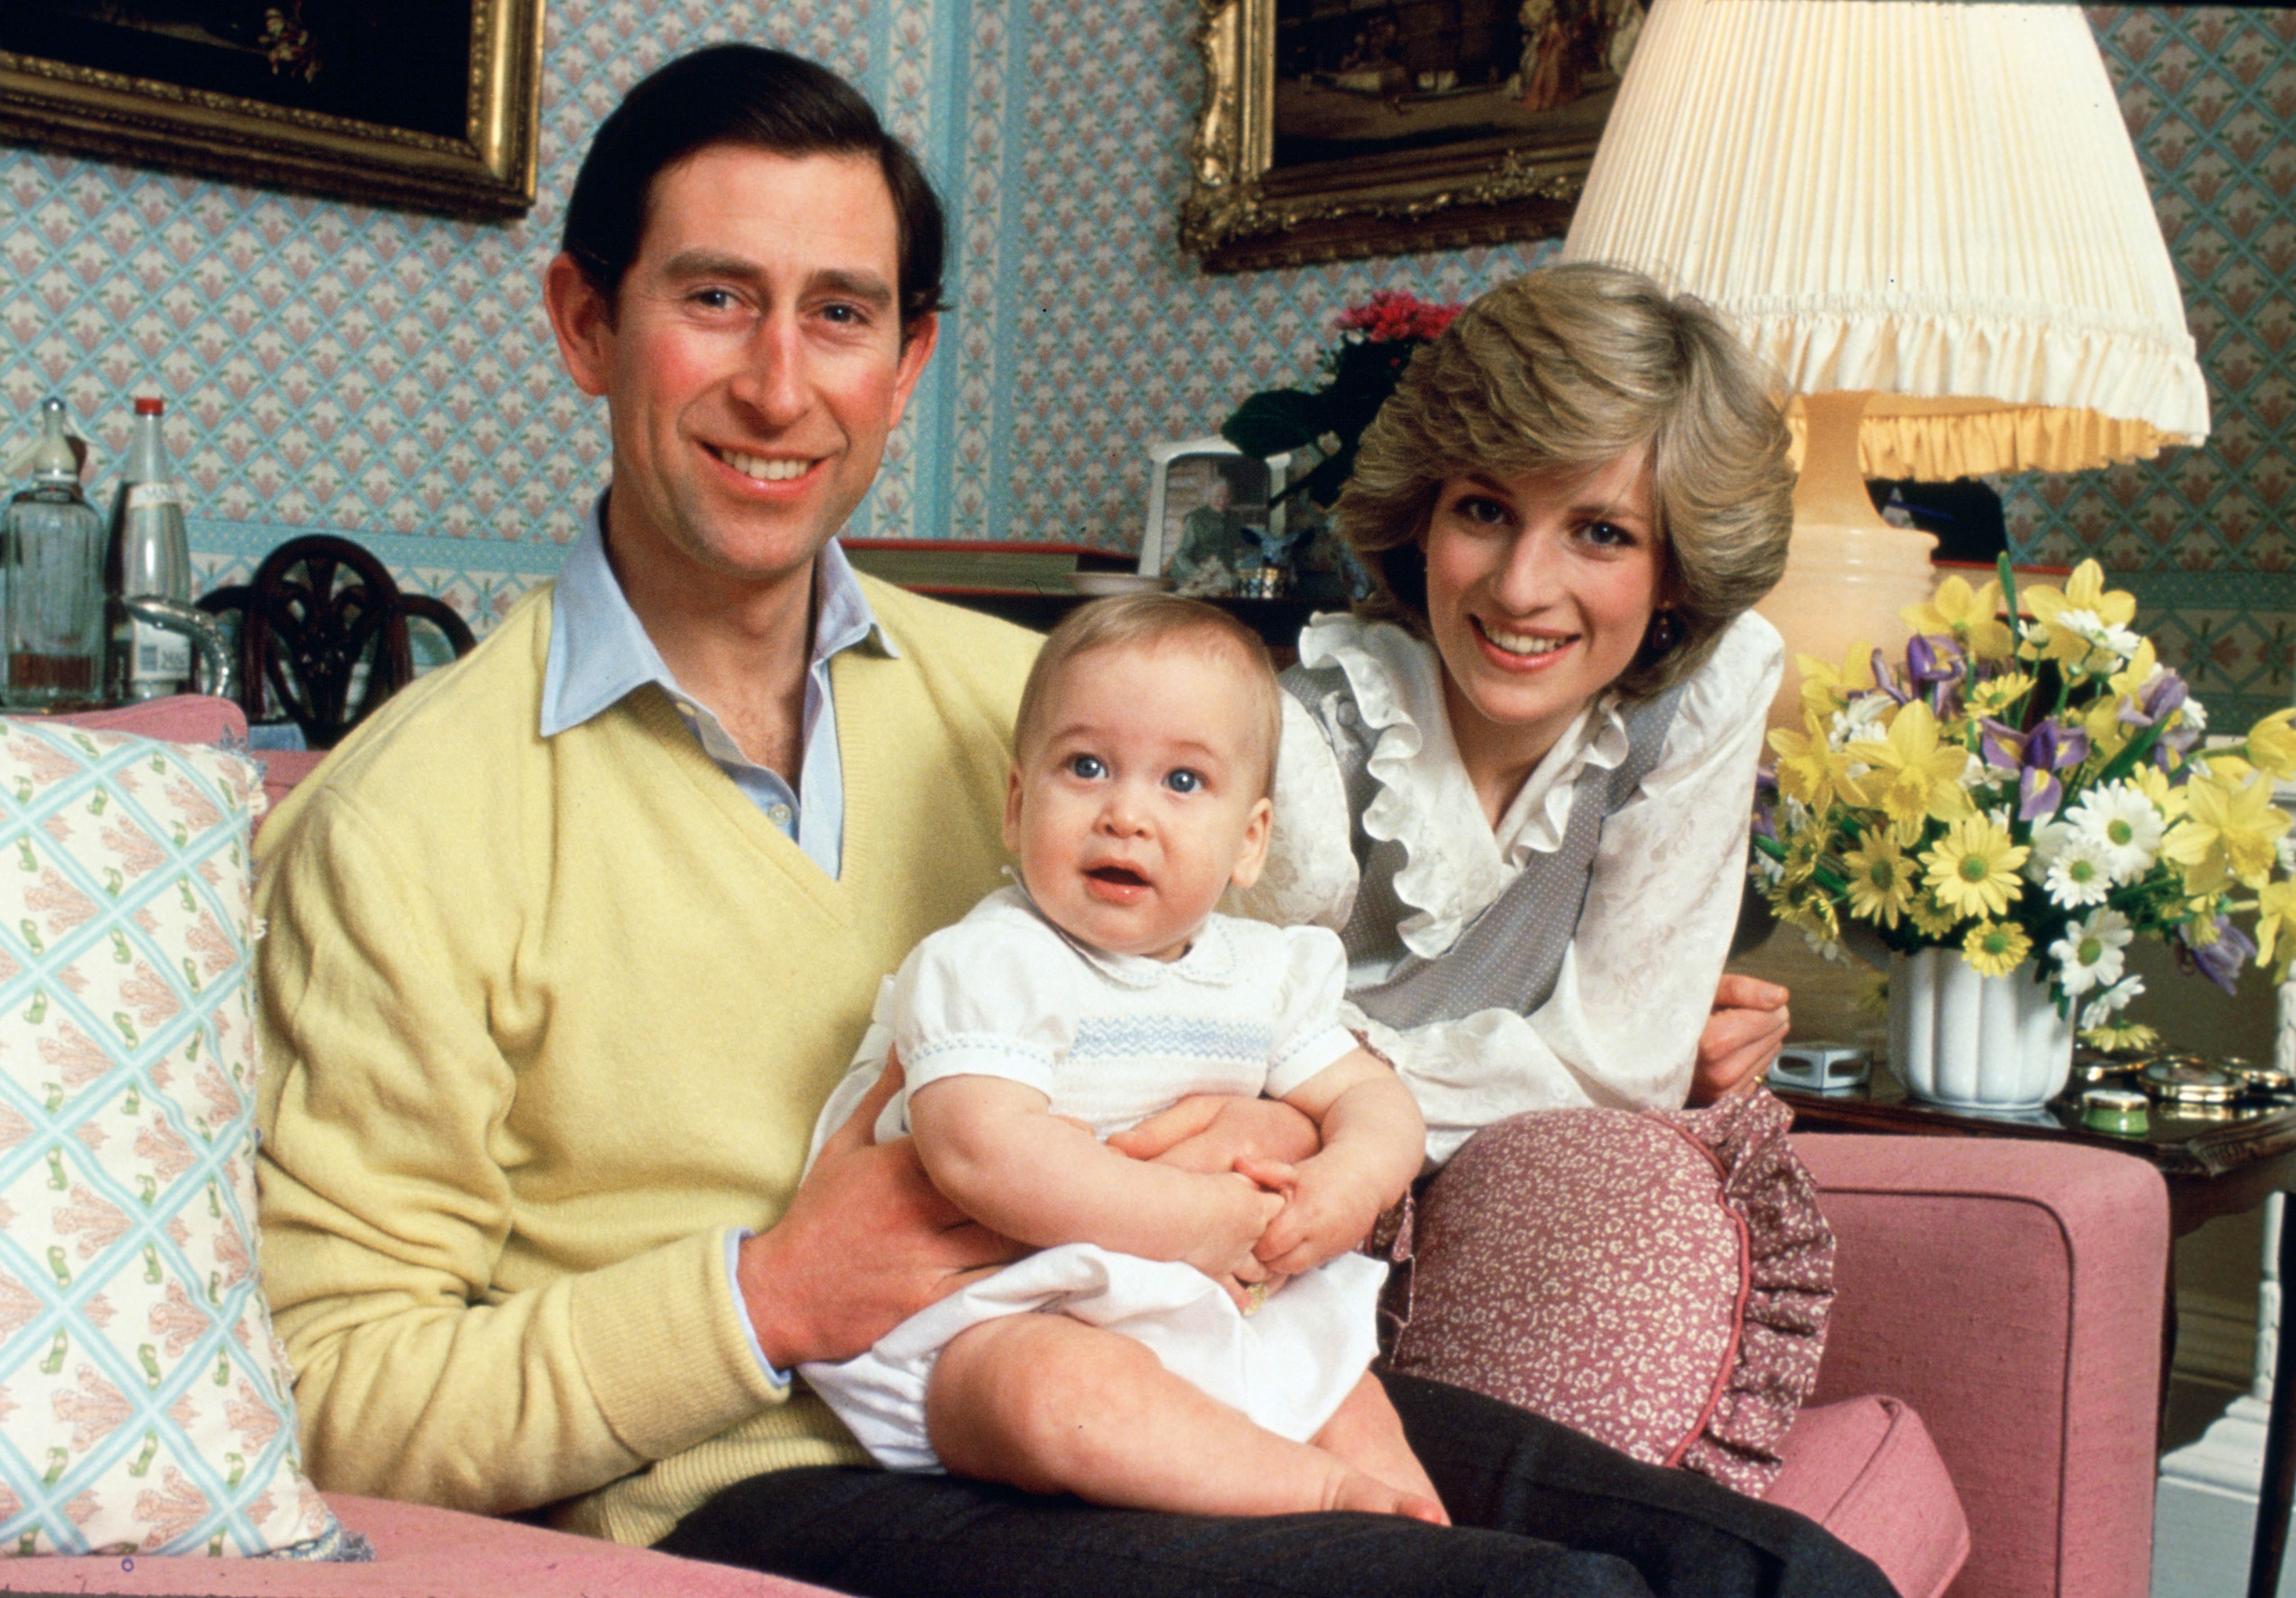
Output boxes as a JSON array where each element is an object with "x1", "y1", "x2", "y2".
[{"x1": 1647, "y1": 610, "x2": 1683, "y2": 654}]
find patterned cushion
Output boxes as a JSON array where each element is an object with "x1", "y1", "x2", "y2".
[
  {"x1": 1385, "y1": 1088, "x2": 1835, "y2": 1496},
  {"x1": 0, "y1": 719, "x2": 347, "y2": 1557}
]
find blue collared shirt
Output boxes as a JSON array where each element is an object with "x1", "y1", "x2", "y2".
[
  {"x1": 540, "y1": 495, "x2": 895, "y2": 1386},
  {"x1": 541, "y1": 497, "x2": 896, "y2": 880}
]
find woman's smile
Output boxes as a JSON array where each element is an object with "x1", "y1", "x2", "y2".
[{"x1": 1422, "y1": 447, "x2": 1662, "y2": 785}]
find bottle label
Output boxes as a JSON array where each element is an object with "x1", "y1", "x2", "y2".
[
  {"x1": 123, "y1": 483, "x2": 183, "y2": 511},
  {"x1": 128, "y1": 619, "x2": 191, "y2": 684}
]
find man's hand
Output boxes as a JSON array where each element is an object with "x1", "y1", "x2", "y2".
[
  {"x1": 737, "y1": 1055, "x2": 1023, "y2": 1372},
  {"x1": 1691, "y1": 974, "x2": 1790, "y2": 1105},
  {"x1": 1106, "y1": 1094, "x2": 1321, "y2": 1175}
]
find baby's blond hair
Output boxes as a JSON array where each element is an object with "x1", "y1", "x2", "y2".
[{"x1": 1014, "y1": 595, "x2": 1283, "y2": 795}]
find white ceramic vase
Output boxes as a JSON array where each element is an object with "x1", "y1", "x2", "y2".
[{"x1": 1887, "y1": 948, "x2": 2075, "y2": 1111}]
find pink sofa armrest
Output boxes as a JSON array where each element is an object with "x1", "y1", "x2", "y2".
[
  {"x1": 0, "y1": 1494, "x2": 837, "y2": 1596},
  {"x1": 1794, "y1": 1134, "x2": 2166, "y2": 1598}
]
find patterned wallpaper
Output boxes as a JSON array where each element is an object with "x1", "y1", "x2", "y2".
[
  {"x1": 2003, "y1": 5, "x2": 2296, "y2": 727},
  {"x1": 0, "y1": 4, "x2": 2288, "y2": 717}
]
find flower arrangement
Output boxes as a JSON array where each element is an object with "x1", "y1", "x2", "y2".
[
  {"x1": 1220, "y1": 290, "x2": 1463, "y2": 510},
  {"x1": 1751, "y1": 557, "x2": 2296, "y2": 1053}
]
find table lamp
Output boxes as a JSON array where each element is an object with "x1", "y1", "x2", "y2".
[{"x1": 1559, "y1": 0, "x2": 2210, "y2": 726}]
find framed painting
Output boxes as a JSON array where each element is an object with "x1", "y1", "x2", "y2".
[
  {"x1": 1183, "y1": 0, "x2": 1644, "y2": 272},
  {"x1": 0, "y1": 0, "x2": 544, "y2": 218},
  {"x1": 1139, "y1": 437, "x2": 1294, "y2": 597}
]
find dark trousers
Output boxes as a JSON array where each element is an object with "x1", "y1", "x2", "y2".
[{"x1": 655, "y1": 1372, "x2": 1894, "y2": 1598}]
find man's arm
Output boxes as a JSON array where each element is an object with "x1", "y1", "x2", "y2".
[
  {"x1": 258, "y1": 794, "x2": 1015, "y2": 1514},
  {"x1": 737, "y1": 1058, "x2": 1019, "y2": 1371}
]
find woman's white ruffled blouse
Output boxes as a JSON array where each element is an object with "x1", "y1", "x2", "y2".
[{"x1": 1230, "y1": 610, "x2": 1783, "y2": 1165}]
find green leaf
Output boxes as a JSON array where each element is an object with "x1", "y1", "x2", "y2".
[{"x1": 1221, "y1": 390, "x2": 1329, "y2": 457}]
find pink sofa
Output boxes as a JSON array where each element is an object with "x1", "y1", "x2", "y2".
[{"x1": 0, "y1": 701, "x2": 2169, "y2": 1598}]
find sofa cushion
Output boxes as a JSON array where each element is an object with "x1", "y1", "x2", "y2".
[
  {"x1": 0, "y1": 719, "x2": 345, "y2": 1557},
  {"x1": 1386, "y1": 1088, "x2": 1834, "y2": 1495},
  {"x1": 1768, "y1": 1396, "x2": 1970, "y2": 1598},
  {"x1": 0, "y1": 1493, "x2": 837, "y2": 1595}
]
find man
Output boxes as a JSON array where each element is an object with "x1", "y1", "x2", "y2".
[{"x1": 256, "y1": 43, "x2": 1860, "y2": 1598}]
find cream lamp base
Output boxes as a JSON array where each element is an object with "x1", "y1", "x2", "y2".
[{"x1": 1754, "y1": 392, "x2": 1937, "y2": 731}]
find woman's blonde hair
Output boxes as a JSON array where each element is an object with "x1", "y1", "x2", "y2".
[{"x1": 1336, "y1": 263, "x2": 1794, "y2": 699}]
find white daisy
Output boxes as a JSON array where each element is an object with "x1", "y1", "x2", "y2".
[
  {"x1": 2043, "y1": 838, "x2": 2114, "y2": 909},
  {"x1": 1829, "y1": 695, "x2": 1889, "y2": 752},
  {"x1": 2049, "y1": 909, "x2": 2132, "y2": 996},
  {"x1": 2025, "y1": 819, "x2": 2073, "y2": 877},
  {"x1": 2084, "y1": 973, "x2": 2145, "y2": 1020},
  {"x1": 2067, "y1": 784, "x2": 2165, "y2": 881},
  {"x1": 2180, "y1": 698, "x2": 2207, "y2": 734}
]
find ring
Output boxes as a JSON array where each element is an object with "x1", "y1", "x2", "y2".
[{"x1": 1241, "y1": 1282, "x2": 1270, "y2": 1316}]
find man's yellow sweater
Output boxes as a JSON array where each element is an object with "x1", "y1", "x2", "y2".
[{"x1": 253, "y1": 575, "x2": 1039, "y2": 1547}]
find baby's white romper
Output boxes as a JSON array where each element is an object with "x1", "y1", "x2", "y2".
[{"x1": 798, "y1": 886, "x2": 1392, "y2": 1472}]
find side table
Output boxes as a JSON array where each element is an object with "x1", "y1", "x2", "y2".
[{"x1": 1782, "y1": 1074, "x2": 2296, "y2": 1598}]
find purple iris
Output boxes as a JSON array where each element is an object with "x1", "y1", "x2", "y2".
[
  {"x1": 1868, "y1": 648, "x2": 1911, "y2": 706},
  {"x1": 1979, "y1": 718, "x2": 2025, "y2": 773},
  {"x1": 2182, "y1": 916, "x2": 2256, "y2": 995},
  {"x1": 1906, "y1": 634, "x2": 1963, "y2": 686},
  {"x1": 2014, "y1": 720, "x2": 2090, "y2": 821}
]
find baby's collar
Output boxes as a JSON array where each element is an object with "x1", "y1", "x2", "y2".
[{"x1": 1001, "y1": 874, "x2": 1240, "y2": 988}]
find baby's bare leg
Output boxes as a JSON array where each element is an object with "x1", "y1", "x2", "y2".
[
  {"x1": 1312, "y1": 1371, "x2": 1447, "y2": 1517},
  {"x1": 927, "y1": 1314, "x2": 1445, "y2": 1523}
]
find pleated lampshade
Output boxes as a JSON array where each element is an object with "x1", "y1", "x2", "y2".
[{"x1": 1560, "y1": 0, "x2": 2210, "y2": 721}]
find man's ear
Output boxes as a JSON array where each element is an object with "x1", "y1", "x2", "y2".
[
  {"x1": 888, "y1": 313, "x2": 940, "y2": 429},
  {"x1": 543, "y1": 253, "x2": 615, "y2": 400},
  {"x1": 1002, "y1": 762, "x2": 1025, "y2": 855},
  {"x1": 1228, "y1": 795, "x2": 1275, "y2": 891}
]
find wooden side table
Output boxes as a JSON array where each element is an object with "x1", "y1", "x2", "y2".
[{"x1": 1781, "y1": 1074, "x2": 2296, "y2": 1598}]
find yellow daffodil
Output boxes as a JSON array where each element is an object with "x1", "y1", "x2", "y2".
[
  {"x1": 2161, "y1": 767, "x2": 2289, "y2": 894},
  {"x1": 2255, "y1": 879, "x2": 2296, "y2": 976},
  {"x1": 2082, "y1": 695, "x2": 2133, "y2": 763},
  {"x1": 1923, "y1": 816, "x2": 2030, "y2": 919},
  {"x1": 2106, "y1": 637, "x2": 2160, "y2": 704},
  {"x1": 1848, "y1": 700, "x2": 1975, "y2": 844},
  {"x1": 1770, "y1": 713, "x2": 1866, "y2": 813},
  {"x1": 2130, "y1": 764, "x2": 2188, "y2": 822},
  {"x1": 2248, "y1": 708, "x2": 2296, "y2": 781},
  {"x1": 1966, "y1": 671, "x2": 2035, "y2": 719},
  {"x1": 1962, "y1": 919, "x2": 2034, "y2": 977},
  {"x1": 1902, "y1": 575, "x2": 2014, "y2": 663},
  {"x1": 1796, "y1": 644, "x2": 1877, "y2": 722},
  {"x1": 1842, "y1": 837, "x2": 1916, "y2": 928},
  {"x1": 2020, "y1": 560, "x2": 2138, "y2": 673},
  {"x1": 2025, "y1": 560, "x2": 2138, "y2": 631},
  {"x1": 1907, "y1": 894, "x2": 1963, "y2": 939}
]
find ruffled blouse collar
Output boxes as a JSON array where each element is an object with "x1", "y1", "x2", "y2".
[{"x1": 1296, "y1": 612, "x2": 1630, "y2": 960}]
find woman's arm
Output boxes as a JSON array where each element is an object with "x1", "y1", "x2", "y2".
[{"x1": 906, "y1": 1075, "x2": 1282, "y2": 1288}]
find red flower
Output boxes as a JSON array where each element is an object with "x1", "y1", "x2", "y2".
[{"x1": 1333, "y1": 290, "x2": 1462, "y2": 344}]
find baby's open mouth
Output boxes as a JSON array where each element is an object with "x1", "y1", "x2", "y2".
[{"x1": 1086, "y1": 866, "x2": 1148, "y2": 888}]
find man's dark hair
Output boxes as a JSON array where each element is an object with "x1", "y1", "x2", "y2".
[{"x1": 561, "y1": 45, "x2": 946, "y2": 337}]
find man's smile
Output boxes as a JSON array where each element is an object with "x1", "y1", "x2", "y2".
[{"x1": 709, "y1": 445, "x2": 822, "y2": 484}]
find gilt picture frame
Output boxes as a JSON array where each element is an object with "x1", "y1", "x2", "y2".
[
  {"x1": 1182, "y1": 0, "x2": 1644, "y2": 273},
  {"x1": 0, "y1": 0, "x2": 545, "y2": 219}
]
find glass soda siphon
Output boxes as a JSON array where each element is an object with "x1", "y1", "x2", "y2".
[{"x1": 4, "y1": 397, "x2": 106, "y2": 709}]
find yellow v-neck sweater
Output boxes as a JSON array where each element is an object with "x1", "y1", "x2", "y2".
[{"x1": 253, "y1": 576, "x2": 1039, "y2": 1546}]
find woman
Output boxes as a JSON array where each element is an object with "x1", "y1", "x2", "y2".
[{"x1": 1232, "y1": 262, "x2": 1794, "y2": 1148}]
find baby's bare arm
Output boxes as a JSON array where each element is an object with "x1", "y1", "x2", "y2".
[
  {"x1": 908, "y1": 1076, "x2": 1282, "y2": 1285},
  {"x1": 1248, "y1": 1049, "x2": 1425, "y2": 1277}
]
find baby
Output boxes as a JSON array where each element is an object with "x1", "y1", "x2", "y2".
[{"x1": 800, "y1": 594, "x2": 1442, "y2": 1522}]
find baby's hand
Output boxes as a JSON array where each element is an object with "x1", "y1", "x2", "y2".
[
  {"x1": 1238, "y1": 1155, "x2": 1388, "y2": 1277},
  {"x1": 1179, "y1": 1171, "x2": 1286, "y2": 1303}
]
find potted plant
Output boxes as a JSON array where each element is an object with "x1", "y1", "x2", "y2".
[{"x1": 1752, "y1": 558, "x2": 2296, "y2": 1109}]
